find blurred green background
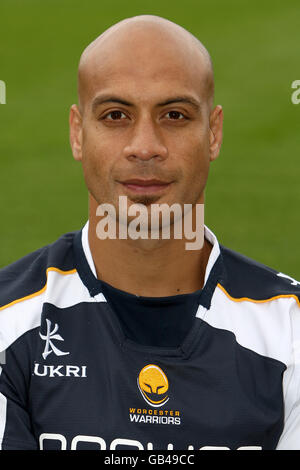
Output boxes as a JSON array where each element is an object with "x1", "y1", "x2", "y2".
[{"x1": 0, "y1": 0, "x2": 299, "y2": 279}]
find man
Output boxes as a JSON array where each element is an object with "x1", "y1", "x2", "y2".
[{"x1": 0, "y1": 15, "x2": 299, "y2": 451}]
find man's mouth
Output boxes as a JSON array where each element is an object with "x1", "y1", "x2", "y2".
[{"x1": 118, "y1": 178, "x2": 172, "y2": 194}]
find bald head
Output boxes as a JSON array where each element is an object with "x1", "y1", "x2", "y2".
[{"x1": 77, "y1": 15, "x2": 214, "y2": 115}]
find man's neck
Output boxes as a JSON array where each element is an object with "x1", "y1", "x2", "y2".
[{"x1": 87, "y1": 199, "x2": 212, "y2": 297}]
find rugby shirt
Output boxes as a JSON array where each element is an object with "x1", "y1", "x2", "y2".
[{"x1": 0, "y1": 223, "x2": 300, "y2": 450}]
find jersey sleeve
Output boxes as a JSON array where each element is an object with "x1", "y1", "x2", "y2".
[
  {"x1": 0, "y1": 343, "x2": 38, "y2": 450},
  {"x1": 276, "y1": 297, "x2": 300, "y2": 450}
]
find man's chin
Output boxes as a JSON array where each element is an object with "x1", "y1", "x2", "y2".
[{"x1": 127, "y1": 194, "x2": 162, "y2": 206}]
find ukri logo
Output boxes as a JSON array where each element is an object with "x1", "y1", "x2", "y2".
[{"x1": 40, "y1": 319, "x2": 70, "y2": 360}]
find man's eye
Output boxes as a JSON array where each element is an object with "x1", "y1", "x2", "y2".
[
  {"x1": 103, "y1": 111, "x2": 127, "y2": 120},
  {"x1": 166, "y1": 111, "x2": 185, "y2": 120}
]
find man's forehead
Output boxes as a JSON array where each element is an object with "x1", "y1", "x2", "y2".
[{"x1": 86, "y1": 59, "x2": 207, "y2": 107}]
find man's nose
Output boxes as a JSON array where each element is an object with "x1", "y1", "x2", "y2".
[{"x1": 123, "y1": 116, "x2": 168, "y2": 162}]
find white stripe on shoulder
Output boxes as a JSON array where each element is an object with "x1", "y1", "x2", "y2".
[
  {"x1": 0, "y1": 293, "x2": 42, "y2": 352},
  {"x1": 43, "y1": 269, "x2": 106, "y2": 308},
  {"x1": 196, "y1": 285, "x2": 294, "y2": 366},
  {"x1": 0, "y1": 269, "x2": 106, "y2": 353}
]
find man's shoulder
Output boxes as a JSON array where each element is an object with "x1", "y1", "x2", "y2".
[
  {"x1": 0, "y1": 230, "x2": 78, "y2": 309},
  {"x1": 219, "y1": 244, "x2": 300, "y2": 303}
]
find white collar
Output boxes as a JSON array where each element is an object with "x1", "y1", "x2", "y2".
[{"x1": 81, "y1": 221, "x2": 220, "y2": 289}]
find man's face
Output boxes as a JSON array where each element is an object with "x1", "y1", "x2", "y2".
[{"x1": 70, "y1": 26, "x2": 222, "y2": 222}]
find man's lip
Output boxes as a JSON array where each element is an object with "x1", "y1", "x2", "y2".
[
  {"x1": 117, "y1": 179, "x2": 172, "y2": 194},
  {"x1": 119, "y1": 179, "x2": 171, "y2": 186}
]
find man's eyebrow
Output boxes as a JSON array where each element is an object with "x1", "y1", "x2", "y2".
[
  {"x1": 92, "y1": 95, "x2": 133, "y2": 113},
  {"x1": 91, "y1": 94, "x2": 201, "y2": 113},
  {"x1": 156, "y1": 96, "x2": 201, "y2": 111}
]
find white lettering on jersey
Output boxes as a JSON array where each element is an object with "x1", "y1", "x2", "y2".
[
  {"x1": 71, "y1": 435, "x2": 106, "y2": 450},
  {"x1": 39, "y1": 433, "x2": 67, "y2": 450},
  {"x1": 277, "y1": 272, "x2": 300, "y2": 286},
  {"x1": 34, "y1": 364, "x2": 87, "y2": 378},
  {"x1": 39, "y1": 433, "x2": 262, "y2": 450},
  {"x1": 39, "y1": 319, "x2": 69, "y2": 359}
]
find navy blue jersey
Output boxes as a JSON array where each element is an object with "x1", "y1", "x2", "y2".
[{"x1": 0, "y1": 223, "x2": 300, "y2": 450}]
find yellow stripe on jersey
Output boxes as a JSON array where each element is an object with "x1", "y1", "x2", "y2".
[
  {"x1": 217, "y1": 283, "x2": 300, "y2": 307},
  {"x1": 0, "y1": 267, "x2": 77, "y2": 312}
]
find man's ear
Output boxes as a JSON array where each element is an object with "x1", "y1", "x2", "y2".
[
  {"x1": 209, "y1": 105, "x2": 223, "y2": 162},
  {"x1": 69, "y1": 104, "x2": 83, "y2": 162}
]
